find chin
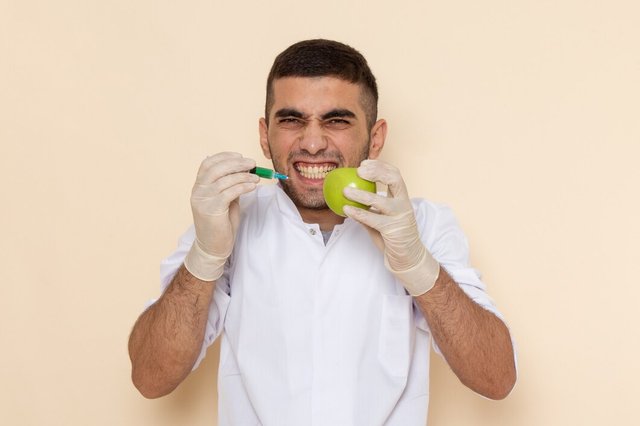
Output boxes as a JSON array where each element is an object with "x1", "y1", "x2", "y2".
[{"x1": 281, "y1": 182, "x2": 326, "y2": 210}]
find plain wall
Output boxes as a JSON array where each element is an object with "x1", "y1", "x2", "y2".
[{"x1": 1, "y1": 1, "x2": 638, "y2": 425}]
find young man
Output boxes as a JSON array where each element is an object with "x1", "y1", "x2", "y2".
[{"x1": 129, "y1": 39, "x2": 516, "y2": 425}]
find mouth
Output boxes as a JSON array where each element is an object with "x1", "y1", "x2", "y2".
[{"x1": 294, "y1": 162, "x2": 338, "y2": 180}]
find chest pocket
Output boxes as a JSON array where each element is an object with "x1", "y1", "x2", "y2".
[{"x1": 378, "y1": 294, "x2": 414, "y2": 378}]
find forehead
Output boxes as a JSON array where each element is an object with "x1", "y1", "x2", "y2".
[{"x1": 270, "y1": 76, "x2": 365, "y2": 116}]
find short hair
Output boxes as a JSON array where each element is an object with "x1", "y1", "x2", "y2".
[{"x1": 265, "y1": 39, "x2": 378, "y2": 128}]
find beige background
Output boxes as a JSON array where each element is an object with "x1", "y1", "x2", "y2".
[{"x1": 1, "y1": 0, "x2": 638, "y2": 425}]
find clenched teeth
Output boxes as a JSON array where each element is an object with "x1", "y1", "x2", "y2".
[{"x1": 296, "y1": 164, "x2": 337, "y2": 180}]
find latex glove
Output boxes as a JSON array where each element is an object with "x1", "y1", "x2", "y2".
[
  {"x1": 343, "y1": 159, "x2": 440, "y2": 296},
  {"x1": 183, "y1": 152, "x2": 259, "y2": 281}
]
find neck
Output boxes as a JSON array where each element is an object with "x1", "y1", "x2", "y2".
[{"x1": 297, "y1": 207, "x2": 345, "y2": 232}]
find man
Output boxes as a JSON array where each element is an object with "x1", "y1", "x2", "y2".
[{"x1": 129, "y1": 39, "x2": 516, "y2": 425}]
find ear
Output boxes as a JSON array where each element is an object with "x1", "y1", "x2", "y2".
[
  {"x1": 367, "y1": 119, "x2": 387, "y2": 159},
  {"x1": 258, "y1": 118, "x2": 272, "y2": 159}
]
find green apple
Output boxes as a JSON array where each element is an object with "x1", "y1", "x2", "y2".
[{"x1": 323, "y1": 167, "x2": 376, "y2": 217}]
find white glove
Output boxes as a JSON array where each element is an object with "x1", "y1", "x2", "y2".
[
  {"x1": 343, "y1": 159, "x2": 440, "y2": 296},
  {"x1": 183, "y1": 152, "x2": 259, "y2": 281}
]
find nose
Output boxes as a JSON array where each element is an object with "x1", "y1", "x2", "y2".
[{"x1": 298, "y1": 122, "x2": 328, "y2": 155}]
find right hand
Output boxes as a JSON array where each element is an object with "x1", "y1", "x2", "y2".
[{"x1": 184, "y1": 152, "x2": 259, "y2": 281}]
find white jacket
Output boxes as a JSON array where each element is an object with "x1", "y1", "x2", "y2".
[{"x1": 159, "y1": 184, "x2": 505, "y2": 426}]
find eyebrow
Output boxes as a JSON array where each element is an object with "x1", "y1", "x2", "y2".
[
  {"x1": 274, "y1": 108, "x2": 305, "y2": 119},
  {"x1": 273, "y1": 108, "x2": 357, "y2": 121},
  {"x1": 321, "y1": 109, "x2": 356, "y2": 120}
]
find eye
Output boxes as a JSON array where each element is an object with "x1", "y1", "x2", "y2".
[
  {"x1": 325, "y1": 118, "x2": 351, "y2": 129},
  {"x1": 277, "y1": 117, "x2": 304, "y2": 129}
]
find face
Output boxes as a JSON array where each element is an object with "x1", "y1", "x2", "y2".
[{"x1": 259, "y1": 76, "x2": 386, "y2": 211}]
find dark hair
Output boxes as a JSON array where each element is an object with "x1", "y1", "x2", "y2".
[{"x1": 265, "y1": 39, "x2": 378, "y2": 128}]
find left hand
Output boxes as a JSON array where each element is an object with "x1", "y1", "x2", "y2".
[{"x1": 343, "y1": 159, "x2": 440, "y2": 296}]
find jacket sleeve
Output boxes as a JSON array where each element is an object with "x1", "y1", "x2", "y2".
[
  {"x1": 411, "y1": 200, "x2": 509, "y2": 355},
  {"x1": 157, "y1": 226, "x2": 232, "y2": 370}
]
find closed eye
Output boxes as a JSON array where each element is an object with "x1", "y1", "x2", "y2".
[
  {"x1": 277, "y1": 117, "x2": 305, "y2": 129},
  {"x1": 321, "y1": 109, "x2": 355, "y2": 129},
  {"x1": 324, "y1": 118, "x2": 351, "y2": 129}
]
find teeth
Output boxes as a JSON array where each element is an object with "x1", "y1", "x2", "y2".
[{"x1": 296, "y1": 164, "x2": 336, "y2": 180}]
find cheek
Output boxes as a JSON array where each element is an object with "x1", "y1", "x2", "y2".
[
  {"x1": 268, "y1": 130, "x2": 298, "y2": 152},
  {"x1": 335, "y1": 130, "x2": 369, "y2": 156},
  {"x1": 264, "y1": 135, "x2": 289, "y2": 162}
]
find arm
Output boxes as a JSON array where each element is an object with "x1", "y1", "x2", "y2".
[
  {"x1": 413, "y1": 267, "x2": 516, "y2": 399},
  {"x1": 128, "y1": 265, "x2": 214, "y2": 398},
  {"x1": 343, "y1": 159, "x2": 516, "y2": 400},
  {"x1": 128, "y1": 152, "x2": 259, "y2": 398}
]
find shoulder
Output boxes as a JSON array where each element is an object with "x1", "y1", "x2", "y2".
[
  {"x1": 411, "y1": 197, "x2": 471, "y2": 263},
  {"x1": 411, "y1": 197, "x2": 461, "y2": 233}
]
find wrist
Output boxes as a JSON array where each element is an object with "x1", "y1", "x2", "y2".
[
  {"x1": 385, "y1": 248, "x2": 440, "y2": 296},
  {"x1": 183, "y1": 241, "x2": 227, "y2": 282}
]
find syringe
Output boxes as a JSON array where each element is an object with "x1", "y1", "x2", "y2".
[{"x1": 249, "y1": 166, "x2": 288, "y2": 180}]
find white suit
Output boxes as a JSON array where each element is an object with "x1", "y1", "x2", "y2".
[{"x1": 159, "y1": 184, "x2": 506, "y2": 425}]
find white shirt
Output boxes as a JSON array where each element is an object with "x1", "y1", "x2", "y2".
[{"x1": 159, "y1": 184, "x2": 506, "y2": 426}]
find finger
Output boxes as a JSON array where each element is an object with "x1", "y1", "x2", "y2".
[
  {"x1": 193, "y1": 172, "x2": 259, "y2": 199},
  {"x1": 205, "y1": 171, "x2": 260, "y2": 193},
  {"x1": 198, "y1": 156, "x2": 256, "y2": 182},
  {"x1": 200, "y1": 152, "x2": 243, "y2": 171},
  {"x1": 343, "y1": 187, "x2": 396, "y2": 216},
  {"x1": 206, "y1": 151, "x2": 243, "y2": 161},
  {"x1": 343, "y1": 204, "x2": 386, "y2": 230},
  {"x1": 193, "y1": 181, "x2": 258, "y2": 213},
  {"x1": 218, "y1": 181, "x2": 258, "y2": 206},
  {"x1": 358, "y1": 160, "x2": 408, "y2": 199},
  {"x1": 196, "y1": 156, "x2": 256, "y2": 184}
]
